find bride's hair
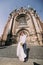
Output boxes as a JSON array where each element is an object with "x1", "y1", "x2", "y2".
[{"x1": 20, "y1": 31, "x2": 25, "y2": 35}]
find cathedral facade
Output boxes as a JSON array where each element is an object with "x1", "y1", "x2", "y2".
[{"x1": 1, "y1": 7, "x2": 43, "y2": 46}]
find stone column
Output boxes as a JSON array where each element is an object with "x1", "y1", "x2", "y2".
[
  {"x1": 8, "y1": 15, "x2": 14, "y2": 33},
  {"x1": 2, "y1": 16, "x2": 11, "y2": 40},
  {"x1": 30, "y1": 12, "x2": 43, "y2": 45},
  {"x1": 12, "y1": 16, "x2": 16, "y2": 35},
  {"x1": 2, "y1": 15, "x2": 14, "y2": 45}
]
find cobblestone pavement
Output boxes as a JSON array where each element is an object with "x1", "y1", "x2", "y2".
[
  {"x1": 0, "y1": 44, "x2": 43, "y2": 65},
  {"x1": 0, "y1": 57, "x2": 43, "y2": 65},
  {"x1": 0, "y1": 44, "x2": 43, "y2": 59}
]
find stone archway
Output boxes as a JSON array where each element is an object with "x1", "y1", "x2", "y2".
[
  {"x1": 16, "y1": 28, "x2": 29, "y2": 35},
  {"x1": 16, "y1": 28, "x2": 30, "y2": 44}
]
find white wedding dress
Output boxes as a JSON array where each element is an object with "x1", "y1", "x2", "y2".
[{"x1": 17, "y1": 34, "x2": 27, "y2": 61}]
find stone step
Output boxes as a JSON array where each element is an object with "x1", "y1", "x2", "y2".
[
  {"x1": 0, "y1": 57, "x2": 43, "y2": 65},
  {"x1": 0, "y1": 44, "x2": 43, "y2": 59}
]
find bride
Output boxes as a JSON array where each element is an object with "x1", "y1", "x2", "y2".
[{"x1": 17, "y1": 31, "x2": 27, "y2": 61}]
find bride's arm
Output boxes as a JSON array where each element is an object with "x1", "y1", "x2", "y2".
[{"x1": 20, "y1": 42, "x2": 23, "y2": 46}]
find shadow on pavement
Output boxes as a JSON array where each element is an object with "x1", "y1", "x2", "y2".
[
  {"x1": 0, "y1": 46, "x2": 7, "y2": 49},
  {"x1": 33, "y1": 62, "x2": 40, "y2": 65}
]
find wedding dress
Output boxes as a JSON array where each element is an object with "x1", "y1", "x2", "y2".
[{"x1": 17, "y1": 34, "x2": 27, "y2": 61}]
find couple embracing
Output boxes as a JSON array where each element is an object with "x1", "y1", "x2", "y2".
[{"x1": 17, "y1": 31, "x2": 27, "y2": 62}]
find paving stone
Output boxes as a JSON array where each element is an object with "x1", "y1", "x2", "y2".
[
  {"x1": 0, "y1": 44, "x2": 43, "y2": 59},
  {"x1": 0, "y1": 57, "x2": 43, "y2": 65}
]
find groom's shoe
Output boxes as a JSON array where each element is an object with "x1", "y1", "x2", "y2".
[{"x1": 24, "y1": 58, "x2": 27, "y2": 62}]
